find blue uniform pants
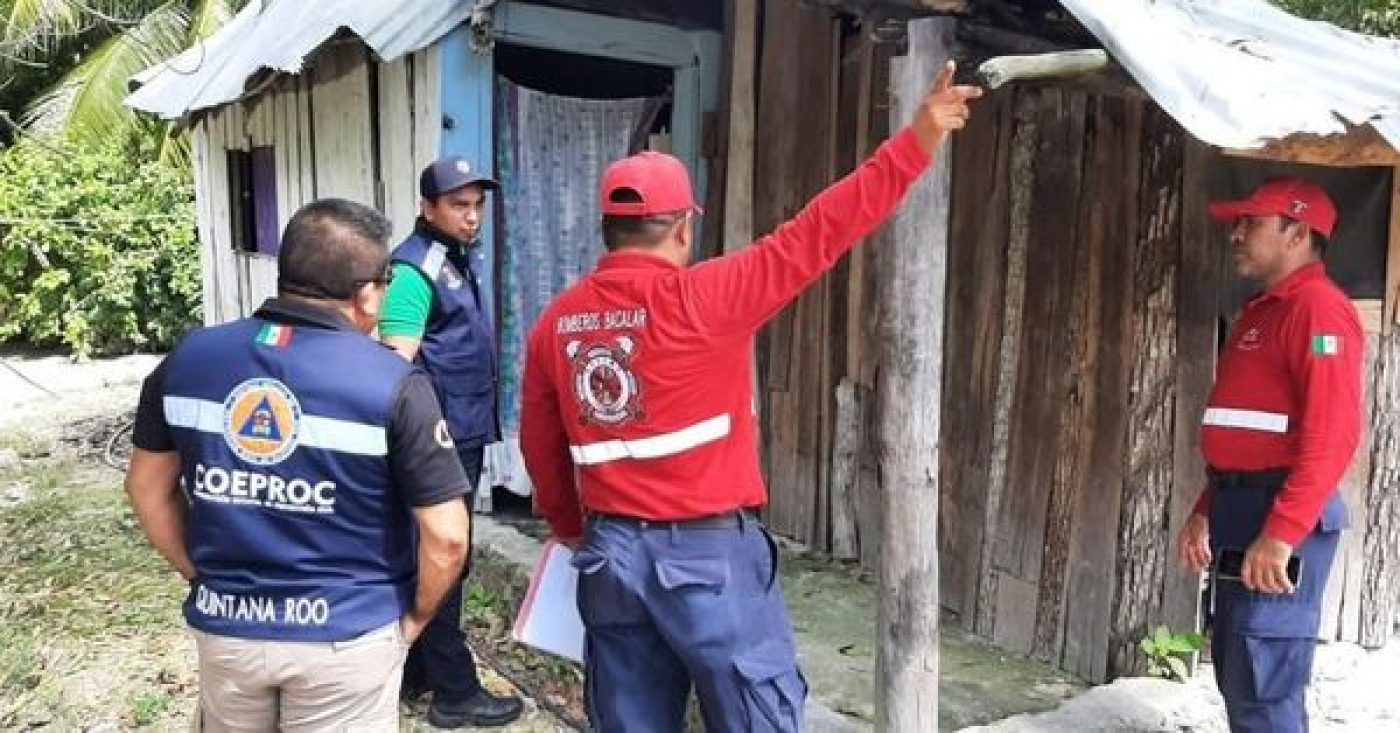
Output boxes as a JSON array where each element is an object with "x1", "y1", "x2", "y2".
[
  {"x1": 1208, "y1": 480, "x2": 1346, "y2": 733},
  {"x1": 402, "y1": 445, "x2": 484, "y2": 703},
  {"x1": 573, "y1": 513, "x2": 807, "y2": 732}
]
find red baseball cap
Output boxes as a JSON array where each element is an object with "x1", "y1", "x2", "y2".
[
  {"x1": 599, "y1": 151, "x2": 701, "y2": 216},
  {"x1": 1207, "y1": 177, "x2": 1337, "y2": 238}
]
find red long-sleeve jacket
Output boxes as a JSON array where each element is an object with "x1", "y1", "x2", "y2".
[
  {"x1": 1194, "y1": 262, "x2": 1363, "y2": 546},
  {"x1": 520, "y1": 128, "x2": 932, "y2": 539}
]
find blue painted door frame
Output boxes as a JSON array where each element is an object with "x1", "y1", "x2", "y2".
[{"x1": 435, "y1": 2, "x2": 722, "y2": 319}]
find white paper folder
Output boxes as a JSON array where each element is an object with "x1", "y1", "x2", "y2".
[{"x1": 511, "y1": 539, "x2": 586, "y2": 663}]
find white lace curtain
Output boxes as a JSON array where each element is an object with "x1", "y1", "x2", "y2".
[{"x1": 486, "y1": 78, "x2": 655, "y2": 496}]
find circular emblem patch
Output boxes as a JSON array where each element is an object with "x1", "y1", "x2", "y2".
[
  {"x1": 567, "y1": 336, "x2": 642, "y2": 425},
  {"x1": 223, "y1": 378, "x2": 302, "y2": 465}
]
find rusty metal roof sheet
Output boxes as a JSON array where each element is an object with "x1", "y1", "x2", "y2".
[{"x1": 1060, "y1": 0, "x2": 1400, "y2": 152}]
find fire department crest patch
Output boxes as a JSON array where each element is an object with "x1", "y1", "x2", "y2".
[{"x1": 567, "y1": 336, "x2": 642, "y2": 425}]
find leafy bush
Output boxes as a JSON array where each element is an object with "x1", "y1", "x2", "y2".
[
  {"x1": 1140, "y1": 624, "x2": 1206, "y2": 681},
  {"x1": 0, "y1": 137, "x2": 200, "y2": 357},
  {"x1": 1274, "y1": 0, "x2": 1400, "y2": 36}
]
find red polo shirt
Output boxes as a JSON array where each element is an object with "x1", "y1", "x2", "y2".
[
  {"x1": 1194, "y1": 261, "x2": 1363, "y2": 546},
  {"x1": 520, "y1": 128, "x2": 931, "y2": 539}
]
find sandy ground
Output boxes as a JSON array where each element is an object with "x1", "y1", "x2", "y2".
[{"x1": 962, "y1": 637, "x2": 1400, "y2": 732}]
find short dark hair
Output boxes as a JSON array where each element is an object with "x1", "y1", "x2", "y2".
[
  {"x1": 278, "y1": 198, "x2": 392, "y2": 300},
  {"x1": 601, "y1": 188, "x2": 687, "y2": 250}
]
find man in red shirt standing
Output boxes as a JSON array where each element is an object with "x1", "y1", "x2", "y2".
[
  {"x1": 519, "y1": 63, "x2": 980, "y2": 731},
  {"x1": 1177, "y1": 177, "x2": 1362, "y2": 732}
]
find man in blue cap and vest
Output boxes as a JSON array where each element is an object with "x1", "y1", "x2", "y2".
[
  {"x1": 124, "y1": 198, "x2": 472, "y2": 730},
  {"x1": 380, "y1": 156, "x2": 523, "y2": 727}
]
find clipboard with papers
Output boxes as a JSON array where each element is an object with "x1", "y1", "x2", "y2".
[{"x1": 511, "y1": 539, "x2": 586, "y2": 663}]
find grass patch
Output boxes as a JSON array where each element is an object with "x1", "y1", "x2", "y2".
[
  {"x1": 129, "y1": 689, "x2": 173, "y2": 726},
  {"x1": 0, "y1": 453, "x2": 191, "y2": 727},
  {"x1": 0, "y1": 470, "x2": 186, "y2": 639}
]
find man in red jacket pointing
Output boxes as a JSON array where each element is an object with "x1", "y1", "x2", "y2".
[{"x1": 519, "y1": 61, "x2": 981, "y2": 731}]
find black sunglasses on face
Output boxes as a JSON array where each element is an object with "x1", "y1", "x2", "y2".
[{"x1": 353, "y1": 268, "x2": 395, "y2": 288}]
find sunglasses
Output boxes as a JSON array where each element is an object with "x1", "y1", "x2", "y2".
[{"x1": 352, "y1": 267, "x2": 395, "y2": 288}]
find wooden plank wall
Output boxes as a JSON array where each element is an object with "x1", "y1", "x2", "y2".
[
  {"x1": 753, "y1": 23, "x2": 1400, "y2": 684},
  {"x1": 752, "y1": 0, "x2": 840, "y2": 549},
  {"x1": 940, "y1": 92, "x2": 1205, "y2": 682},
  {"x1": 752, "y1": 2, "x2": 892, "y2": 559},
  {"x1": 198, "y1": 40, "x2": 433, "y2": 323},
  {"x1": 379, "y1": 45, "x2": 442, "y2": 243},
  {"x1": 750, "y1": 26, "x2": 1210, "y2": 678},
  {"x1": 194, "y1": 106, "x2": 244, "y2": 322},
  {"x1": 310, "y1": 41, "x2": 376, "y2": 205}
]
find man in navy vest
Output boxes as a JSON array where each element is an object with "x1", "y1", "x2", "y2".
[
  {"x1": 124, "y1": 198, "x2": 471, "y2": 730},
  {"x1": 379, "y1": 157, "x2": 522, "y2": 727}
]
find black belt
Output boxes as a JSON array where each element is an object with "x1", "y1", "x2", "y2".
[
  {"x1": 1207, "y1": 466, "x2": 1290, "y2": 492},
  {"x1": 591, "y1": 510, "x2": 754, "y2": 530}
]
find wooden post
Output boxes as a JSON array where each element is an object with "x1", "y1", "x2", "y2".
[
  {"x1": 876, "y1": 17, "x2": 953, "y2": 731},
  {"x1": 722, "y1": 0, "x2": 757, "y2": 254},
  {"x1": 1359, "y1": 173, "x2": 1400, "y2": 646}
]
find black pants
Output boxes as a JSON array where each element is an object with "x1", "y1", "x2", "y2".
[{"x1": 401, "y1": 445, "x2": 484, "y2": 703}]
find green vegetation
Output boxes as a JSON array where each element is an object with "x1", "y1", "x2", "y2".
[
  {"x1": 0, "y1": 138, "x2": 200, "y2": 357},
  {"x1": 0, "y1": 0, "x2": 245, "y2": 162},
  {"x1": 1139, "y1": 624, "x2": 1206, "y2": 682},
  {"x1": 1274, "y1": 0, "x2": 1400, "y2": 36},
  {"x1": 128, "y1": 689, "x2": 173, "y2": 726}
]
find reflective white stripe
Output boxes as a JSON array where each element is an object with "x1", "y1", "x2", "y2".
[
  {"x1": 1202, "y1": 407, "x2": 1289, "y2": 434},
  {"x1": 422, "y1": 242, "x2": 447, "y2": 279},
  {"x1": 569, "y1": 414, "x2": 731, "y2": 466},
  {"x1": 299, "y1": 415, "x2": 388, "y2": 456},
  {"x1": 163, "y1": 396, "x2": 388, "y2": 456},
  {"x1": 164, "y1": 395, "x2": 223, "y2": 433}
]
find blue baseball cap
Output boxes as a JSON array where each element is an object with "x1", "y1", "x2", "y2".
[{"x1": 420, "y1": 156, "x2": 499, "y2": 198}]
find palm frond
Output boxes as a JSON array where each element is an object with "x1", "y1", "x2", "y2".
[
  {"x1": 188, "y1": 0, "x2": 241, "y2": 42},
  {"x1": 21, "y1": 0, "x2": 188, "y2": 144},
  {"x1": 3, "y1": 0, "x2": 87, "y2": 56}
]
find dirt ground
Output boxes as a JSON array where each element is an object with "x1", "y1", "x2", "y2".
[
  {"x1": 0, "y1": 350, "x2": 573, "y2": 731},
  {"x1": 6, "y1": 349, "x2": 1400, "y2": 732}
]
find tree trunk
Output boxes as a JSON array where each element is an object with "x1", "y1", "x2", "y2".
[
  {"x1": 875, "y1": 17, "x2": 953, "y2": 731},
  {"x1": 1361, "y1": 328, "x2": 1400, "y2": 646}
]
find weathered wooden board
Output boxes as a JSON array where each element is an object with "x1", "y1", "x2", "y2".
[
  {"x1": 310, "y1": 42, "x2": 375, "y2": 204},
  {"x1": 1110, "y1": 105, "x2": 1184, "y2": 678},
  {"x1": 1163, "y1": 135, "x2": 1214, "y2": 646},
  {"x1": 1056, "y1": 95, "x2": 1134, "y2": 681},
  {"x1": 941, "y1": 88, "x2": 1013, "y2": 622}
]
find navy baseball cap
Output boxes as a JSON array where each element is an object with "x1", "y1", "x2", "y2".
[{"x1": 419, "y1": 156, "x2": 499, "y2": 198}]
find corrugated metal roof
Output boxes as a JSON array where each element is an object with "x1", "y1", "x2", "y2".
[
  {"x1": 127, "y1": 0, "x2": 483, "y2": 120},
  {"x1": 1060, "y1": 0, "x2": 1400, "y2": 152}
]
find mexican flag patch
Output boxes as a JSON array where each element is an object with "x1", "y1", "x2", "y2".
[
  {"x1": 256, "y1": 323, "x2": 292, "y2": 348},
  {"x1": 1310, "y1": 334, "x2": 1339, "y2": 356}
]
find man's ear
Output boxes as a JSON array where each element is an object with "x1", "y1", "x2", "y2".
[
  {"x1": 1289, "y1": 221, "x2": 1313, "y2": 250},
  {"x1": 351, "y1": 283, "x2": 381, "y2": 331}
]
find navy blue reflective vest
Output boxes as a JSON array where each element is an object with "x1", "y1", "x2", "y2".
[
  {"x1": 161, "y1": 314, "x2": 416, "y2": 641},
  {"x1": 392, "y1": 229, "x2": 499, "y2": 446}
]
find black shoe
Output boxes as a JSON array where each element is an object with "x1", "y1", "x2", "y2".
[{"x1": 426, "y1": 688, "x2": 524, "y2": 728}]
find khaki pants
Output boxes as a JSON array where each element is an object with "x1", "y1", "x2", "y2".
[{"x1": 190, "y1": 622, "x2": 407, "y2": 732}]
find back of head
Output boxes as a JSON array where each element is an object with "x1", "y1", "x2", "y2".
[
  {"x1": 598, "y1": 151, "x2": 699, "y2": 252},
  {"x1": 278, "y1": 199, "x2": 392, "y2": 300}
]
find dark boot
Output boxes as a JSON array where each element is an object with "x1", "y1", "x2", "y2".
[{"x1": 426, "y1": 688, "x2": 525, "y2": 728}]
